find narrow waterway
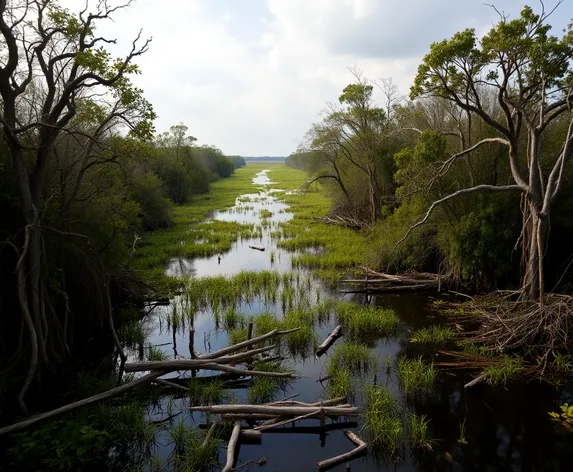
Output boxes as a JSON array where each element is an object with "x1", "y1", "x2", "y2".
[{"x1": 137, "y1": 169, "x2": 573, "y2": 471}]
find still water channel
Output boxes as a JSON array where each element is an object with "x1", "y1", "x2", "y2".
[{"x1": 139, "y1": 169, "x2": 573, "y2": 471}]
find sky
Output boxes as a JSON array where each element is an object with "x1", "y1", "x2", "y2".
[{"x1": 62, "y1": 0, "x2": 573, "y2": 156}]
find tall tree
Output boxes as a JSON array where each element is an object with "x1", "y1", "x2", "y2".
[
  {"x1": 407, "y1": 4, "x2": 573, "y2": 301},
  {"x1": 0, "y1": 0, "x2": 152, "y2": 412}
]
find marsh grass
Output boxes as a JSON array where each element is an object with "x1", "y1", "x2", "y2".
[
  {"x1": 169, "y1": 420, "x2": 222, "y2": 471},
  {"x1": 483, "y1": 356, "x2": 524, "y2": 386},
  {"x1": 223, "y1": 307, "x2": 245, "y2": 330},
  {"x1": 249, "y1": 361, "x2": 292, "y2": 403},
  {"x1": 328, "y1": 342, "x2": 377, "y2": 376},
  {"x1": 335, "y1": 301, "x2": 399, "y2": 340},
  {"x1": 118, "y1": 321, "x2": 146, "y2": 349},
  {"x1": 188, "y1": 378, "x2": 228, "y2": 405},
  {"x1": 396, "y1": 357, "x2": 436, "y2": 399},
  {"x1": 410, "y1": 326, "x2": 456, "y2": 346},
  {"x1": 326, "y1": 366, "x2": 354, "y2": 399},
  {"x1": 408, "y1": 414, "x2": 430, "y2": 448},
  {"x1": 364, "y1": 385, "x2": 404, "y2": 454},
  {"x1": 146, "y1": 343, "x2": 168, "y2": 361}
]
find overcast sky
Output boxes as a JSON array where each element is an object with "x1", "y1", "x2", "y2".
[{"x1": 64, "y1": 0, "x2": 572, "y2": 156}]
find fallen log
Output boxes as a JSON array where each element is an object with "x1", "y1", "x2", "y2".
[
  {"x1": 0, "y1": 371, "x2": 163, "y2": 437},
  {"x1": 262, "y1": 422, "x2": 359, "y2": 435},
  {"x1": 316, "y1": 325, "x2": 343, "y2": 356},
  {"x1": 201, "y1": 328, "x2": 299, "y2": 360},
  {"x1": 249, "y1": 245, "x2": 265, "y2": 251},
  {"x1": 125, "y1": 345, "x2": 275, "y2": 372},
  {"x1": 317, "y1": 430, "x2": 367, "y2": 470},
  {"x1": 254, "y1": 408, "x2": 321, "y2": 431},
  {"x1": 222, "y1": 421, "x2": 241, "y2": 472},
  {"x1": 464, "y1": 374, "x2": 487, "y2": 388},
  {"x1": 190, "y1": 404, "x2": 359, "y2": 416},
  {"x1": 239, "y1": 429, "x2": 262, "y2": 442}
]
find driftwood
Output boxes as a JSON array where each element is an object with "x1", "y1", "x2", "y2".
[
  {"x1": 340, "y1": 268, "x2": 441, "y2": 293},
  {"x1": 249, "y1": 245, "x2": 265, "y2": 251},
  {"x1": 0, "y1": 371, "x2": 163, "y2": 437},
  {"x1": 190, "y1": 404, "x2": 359, "y2": 416},
  {"x1": 316, "y1": 325, "x2": 343, "y2": 356},
  {"x1": 318, "y1": 430, "x2": 367, "y2": 470},
  {"x1": 313, "y1": 214, "x2": 369, "y2": 230},
  {"x1": 124, "y1": 345, "x2": 276, "y2": 372},
  {"x1": 222, "y1": 421, "x2": 241, "y2": 472}
]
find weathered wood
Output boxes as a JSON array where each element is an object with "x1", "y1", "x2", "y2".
[
  {"x1": 316, "y1": 325, "x2": 343, "y2": 356},
  {"x1": 190, "y1": 404, "x2": 359, "y2": 416},
  {"x1": 201, "y1": 328, "x2": 298, "y2": 360},
  {"x1": 464, "y1": 374, "x2": 487, "y2": 388},
  {"x1": 254, "y1": 408, "x2": 321, "y2": 431},
  {"x1": 248, "y1": 245, "x2": 265, "y2": 251},
  {"x1": 317, "y1": 430, "x2": 367, "y2": 470},
  {"x1": 222, "y1": 421, "x2": 241, "y2": 472},
  {"x1": 0, "y1": 371, "x2": 163, "y2": 437},
  {"x1": 154, "y1": 378, "x2": 189, "y2": 392},
  {"x1": 124, "y1": 346, "x2": 275, "y2": 372},
  {"x1": 246, "y1": 321, "x2": 254, "y2": 351}
]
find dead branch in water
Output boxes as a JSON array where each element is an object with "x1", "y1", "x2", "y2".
[
  {"x1": 317, "y1": 430, "x2": 368, "y2": 470},
  {"x1": 222, "y1": 421, "x2": 241, "y2": 472},
  {"x1": 316, "y1": 325, "x2": 343, "y2": 356},
  {"x1": 313, "y1": 214, "x2": 370, "y2": 230}
]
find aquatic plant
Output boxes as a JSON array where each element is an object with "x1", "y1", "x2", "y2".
[
  {"x1": 396, "y1": 357, "x2": 436, "y2": 398},
  {"x1": 188, "y1": 378, "x2": 228, "y2": 405},
  {"x1": 549, "y1": 403, "x2": 573, "y2": 432},
  {"x1": 335, "y1": 301, "x2": 400, "y2": 340},
  {"x1": 457, "y1": 419, "x2": 468, "y2": 445},
  {"x1": 364, "y1": 385, "x2": 403, "y2": 453},
  {"x1": 326, "y1": 366, "x2": 354, "y2": 399},
  {"x1": 249, "y1": 361, "x2": 292, "y2": 403},
  {"x1": 146, "y1": 343, "x2": 168, "y2": 361},
  {"x1": 483, "y1": 356, "x2": 524, "y2": 386},
  {"x1": 408, "y1": 414, "x2": 431, "y2": 449},
  {"x1": 327, "y1": 342, "x2": 377, "y2": 376},
  {"x1": 410, "y1": 326, "x2": 456, "y2": 346}
]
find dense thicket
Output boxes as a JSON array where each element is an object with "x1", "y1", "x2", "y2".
[
  {"x1": 289, "y1": 7, "x2": 573, "y2": 296},
  {"x1": 0, "y1": 1, "x2": 237, "y2": 414}
]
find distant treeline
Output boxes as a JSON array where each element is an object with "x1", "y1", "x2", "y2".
[{"x1": 243, "y1": 156, "x2": 286, "y2": 162}]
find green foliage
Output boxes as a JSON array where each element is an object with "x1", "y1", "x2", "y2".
[
  {"x1": 364, "y1": 385, "x2": 404, "y2": 453},
  {"x1": 410, "y1": 326, "x2": 456, "y2": 346},
  {"x1": 549, "y1": 403, "x2": 573, "y2": 432},
  {"x1": 335, "y1": 301, "x2": 400, "y2": 340},
  {"x1": 483, "y1": 356, "x2": 524, "y2": 386},
  {"x1": 396, "y1": 357, "x2": 436, "y2": 398}
]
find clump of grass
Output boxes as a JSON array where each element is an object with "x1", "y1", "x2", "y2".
[
  {"x1": 335, "y1": 301, "x2": 399, "y2": 340},
  {"x1": 169, "y1": 420, "x2": 222, "y2": 471},
  {"x1": 281, "y1": 310, "x2": 317, "y2": 357},
  {"x1": 253, "y1": 312, "x2": 281, "y2": 338},
  {"x1": 396, "y1": 357, "x2": 436, "y2": 398},
  {"x1": 326, "y1": 366, "x2": 354, "y2": 399},
  {"x1": 249, "y1": 361, "x2": 292, "y2": 403},
  {"x1": 260, "y1": 209, "x2": 273, "y2": 218},
  {"x1": 146, "y1": 343, "x2": 168, "y2": 361},
  {"x1": 410, "y1": 326, "x2": 456, "y2": 346},
  {"x1": 457, "y1": 419, "x2": 468, "y2": 444},
  {"x1": 188, "y1": 378, "x2": 228, "y2": 405},
  {"x1": 552, "y1": 354, "x2": 573, "y2": 373},
  {"x1": 270, "y1": 250, "x2": 275, "y2": 264},
  {"x1": 483, "y1": 356, "x2": 524, "y2": 386},
  {"x1": 227, "y1": 327, "x2": 248, "y2": 345},
  {"x1": 364, "y1": 385, "x2": 404, "y2": 453},
  {"x1": 328, "y1": 342, "x2": 377, "y2": 375},
  {"x1": 408, "y1": 414, "x2": 430, "y2": 448}
]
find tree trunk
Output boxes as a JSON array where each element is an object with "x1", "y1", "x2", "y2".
[{"x1": 522, "y1": 208, "x2": 549, "y2": 302}]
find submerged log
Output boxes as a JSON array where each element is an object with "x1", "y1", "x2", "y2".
[
  {"x1": 249, "y1": 245, "x2": 265, "y2": 251},
  {"x1": 316, "y1": 325, "x2": 343, "y2": 356},
  {"x1": 190, "y1": 404, "x2": 359, "y2": 416},
  {"x1": 317, "y1": 430, "x2": 367, "y2": 470}
]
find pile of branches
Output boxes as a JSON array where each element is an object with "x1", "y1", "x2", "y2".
[
  {"x1": 447, "y1": 293, "x2": 573, "y2": 375},
  {"x1": 0, "y1": 328, "x2": 299, "y2": 437},
  {"x1": 340, "y1": 267, "x2": 443, "y2": 293},
  {"x1": 313, "y1": 214, "x2": 371, "y2": 230},
  {"x1": 193, "y1": 396, "x2": 366, "y2": 471}
]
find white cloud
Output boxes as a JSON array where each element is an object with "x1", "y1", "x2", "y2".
[{"x1": 60, "y1": 0, "x2": 570, "y2": 155}]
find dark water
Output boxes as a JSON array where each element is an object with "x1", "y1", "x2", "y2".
[{"x1": 139, "y1": 170, "x2": 573, "y2": 471}]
